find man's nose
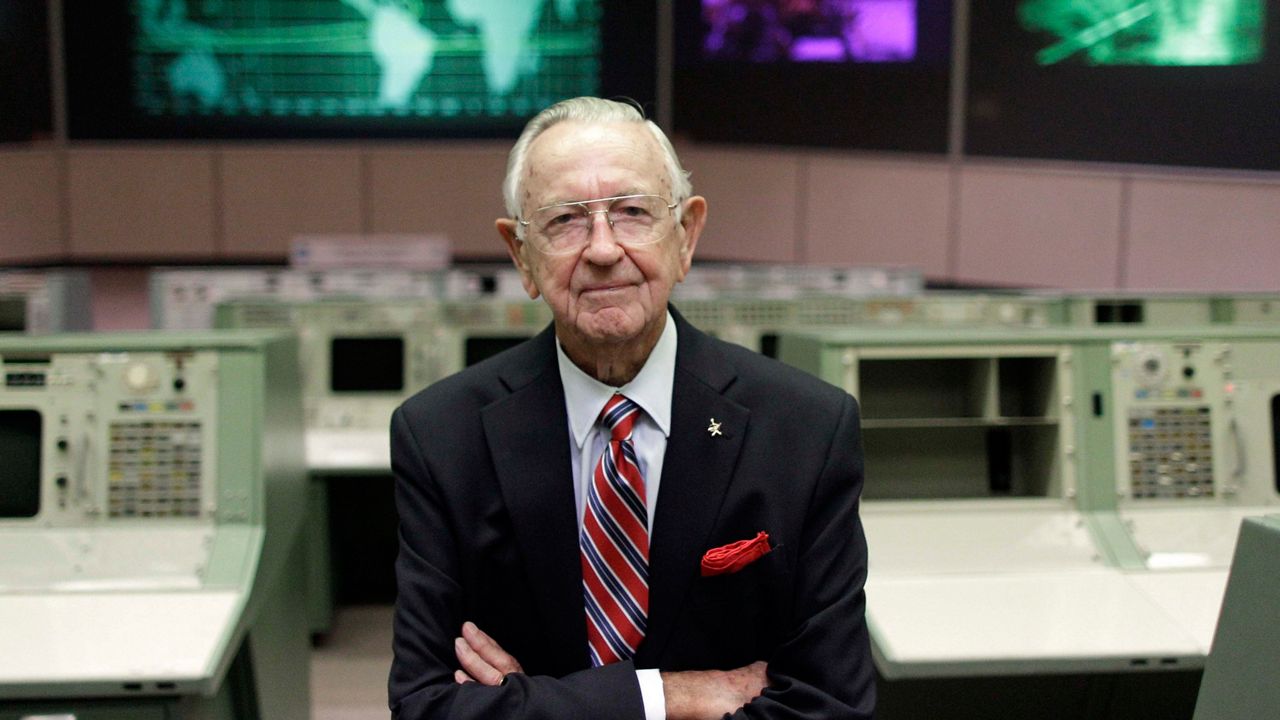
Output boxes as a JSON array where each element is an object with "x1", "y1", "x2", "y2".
[
  {"x1": 585, "y1": 208, "x2": 614, "y2": 233},
  {"x1": 582, "y1": 210, "x2": 624, "y2": 261}
]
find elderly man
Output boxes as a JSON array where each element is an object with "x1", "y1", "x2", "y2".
[{"x1": 389, "y1": 97, "x2": 874, "y2": 719}]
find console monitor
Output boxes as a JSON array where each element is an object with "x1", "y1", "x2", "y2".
[{"x1": 214, "y1": 296, "x2": 552, "y2": 473}]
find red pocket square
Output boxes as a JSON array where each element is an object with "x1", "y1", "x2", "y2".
[{"x1": 700, "y1": 531, "x2": 771, "y2": 577}]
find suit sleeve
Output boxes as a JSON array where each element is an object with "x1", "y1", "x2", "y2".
[
  {"x1": 387, "y1": 405, "x2": 648, "y2": 720},
  {"x1": 735, "y1": 393, "x2": 876, "y2": 719}
]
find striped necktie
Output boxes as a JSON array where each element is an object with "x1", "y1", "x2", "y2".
[{"x1": 580, "y1": 393, "x2": 649, "y2": 666}]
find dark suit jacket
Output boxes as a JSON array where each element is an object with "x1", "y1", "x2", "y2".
[{"x1": 389, "y1": 308, "x2": 875, "y2": 719}]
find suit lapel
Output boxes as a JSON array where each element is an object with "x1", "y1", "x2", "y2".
[
  {"x1": 481, "y1": 331, "x2": 588, "y2": 671},
  {"x1": 639, "y1": 312, "x2": 750, "y2": 665}
]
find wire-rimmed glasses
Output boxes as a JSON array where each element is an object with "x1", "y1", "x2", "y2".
[{"x1": 517, "y1": 194, "x2": 679, "y2": 255}]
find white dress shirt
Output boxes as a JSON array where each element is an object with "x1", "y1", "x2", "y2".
[{"x1": 556, "y1": 311, "x2": 676, "y2": 720}]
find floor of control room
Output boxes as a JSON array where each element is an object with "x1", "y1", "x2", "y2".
[{"x1": 311, "y1": 605, "x2": 395, "y2": 720}]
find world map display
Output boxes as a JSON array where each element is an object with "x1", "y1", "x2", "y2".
[{"x1": 132, "y1": 0, "x2": 599, "y2": 119}]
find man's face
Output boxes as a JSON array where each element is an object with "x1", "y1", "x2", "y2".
[{"x1": 498, "y1": 121, "x2": 705, "y2": 356}]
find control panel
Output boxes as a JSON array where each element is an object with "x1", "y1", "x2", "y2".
[
  {"x1": 1111, "y1": 342, "x2": 1233, "y2": 501},
  {"x1": 0, "y1": 350, "x2": 219, "y2": 525},
  {"x1": 677, "y1": 292, "x2": 1064, "y2": 357},
  {"x1": 0, "y1": 332, "x2": 309, "y2": 711},
  {"x1": 149, "y1": 265, "x2": 526, "y2": 330},
  {"x1": 776, "y1": 324, "x2": 1280, "y2": 681}
]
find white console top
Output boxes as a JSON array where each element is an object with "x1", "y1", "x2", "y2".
[
  {"x1": 863, "y1": 503, "x2": 1102, "y2": 575},
  {"x1": 868, "y1": 570, "x2": 1204, "y2": 678},
  {"x1": 861, "y1": 502, "x2": 1225, "y2": 678},
  {"x1": 1121, "y1": 505, "x2": 1274, "y2": 569},
  {"x1": 0, "y1": 527, "x2": 213, "y2": 592},
  {"x1": 306, "y1": 429, "x2": 391, "y2": 473},
  {"x1": 0, "y1": 590, "x2": 243, "y2": 696},
  {"x1": 1124, "y1": 570, "x2": 1228, "y2": 653}
]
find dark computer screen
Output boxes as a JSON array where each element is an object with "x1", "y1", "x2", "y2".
[
  {"x1": 465, "y1": 336, "x2": 529, "y2": 366},
  {"x1": 0, "y1": 298, "x2": 26, "y2": 332},
  {"x1": 674, "y1": 0, "x2": 952, "y2": 151},
  {"x1": 0, "y1": 0, "x2": 53, "y2": 143},
  {"x1": 702, "y1": 0, "x2": 922, "y2": 62},
  {"x1": 966, "y1": 1, "x2": 1280, "y2": 169},
  {"x1": 63, "y1": 1, "x2": 657, "y2": 139},
  {"x1": 1272, "y1": 393, "x2": 1279, "y2": 493},
  {"x1": 0, "y1": 409, "x2": 42, "y2": 518},
  {"x1": 330, "y1": 336, "x2": 405, "y2": 393}
]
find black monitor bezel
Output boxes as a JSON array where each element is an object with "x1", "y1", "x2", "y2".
[
  {"x1": 0, "y1": 0, "x2": 54, "y2": 143},
  {"x1": 672, "y1": 0, "x2": 953, "y2": 153},
  {"x1": 965, "y1": 1, "x2": 1280, "y2": 171}
]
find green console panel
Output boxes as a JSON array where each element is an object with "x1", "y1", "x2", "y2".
[
  {"x1": 1193, "y1": 515, "x2": 1280, "y2": 720},
  {"x1": 778, "y1": 324, "x2": 1280, "y2": 679},
  {"x1": 0, "y1": 331, "x2": 308, "y2": 720}
]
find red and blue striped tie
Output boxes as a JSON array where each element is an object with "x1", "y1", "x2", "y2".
[{"x1": 581, "y1": 393, "x2": 649, "y2": 666}]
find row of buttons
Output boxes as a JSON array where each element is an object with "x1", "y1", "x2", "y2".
[
  {"x1": 109, "y1": 504, "x2": 201, "y2": 518},
  {"x1": 1132, "y1": 488, "x2": 1214, "y2": 499},
  {"x1": 118, "y1": 400, "x2": 197, "y2": 413},
  {"x1": 1135, "y1": 388, "x2": 1203, "y2": 400},
  {"x1": 108, "y1": 487, "x2": 200, "y2": 498}
]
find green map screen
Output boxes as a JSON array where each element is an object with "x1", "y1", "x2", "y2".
[
  {"x1": 65, "y1": 1, "x2": 656, "y2": 139},
  {"x1": 1021, "y1": 0, "x2": 1266, "y2": 65}
]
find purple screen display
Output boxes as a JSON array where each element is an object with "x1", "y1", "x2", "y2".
[{"x1": 703, "y1": 0, "x2": 917, "y2": 62}]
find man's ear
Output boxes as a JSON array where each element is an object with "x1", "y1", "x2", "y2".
[
  {"x1": 496, "y1": 218, "x2": 541, "y2": 300},
  {"x1": 674, "y1": 195, "x2": 707, "y2": 279}
]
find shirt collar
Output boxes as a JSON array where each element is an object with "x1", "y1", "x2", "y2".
[{"x1": 557, "y1": 311, "x2": 677, "y2": 449}]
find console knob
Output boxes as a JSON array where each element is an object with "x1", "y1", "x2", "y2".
[{"x1": 124, "y1": 363, "x2": 159, "y2": 392}]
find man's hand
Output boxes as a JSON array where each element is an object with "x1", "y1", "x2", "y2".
[
  {"x1": 453, "y1": 621, "x2": 524, "y2": 685},
  {"x1": 662, "y1": 661, "x2": 769, "y2": 720},
  {"x1": 454, "y1": 621, "x2": 768, "y2": 718}
]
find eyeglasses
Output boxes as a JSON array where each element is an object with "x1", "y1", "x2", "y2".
[{"x1": 518, "y1": 194, "x2": 679, "y2": 256}]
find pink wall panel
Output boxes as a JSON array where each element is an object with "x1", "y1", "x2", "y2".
[
  {"x1": 89, "y1": 266, "x2": 150, "y2": 330},
  {"x1": 367, "y1": 143, "x2": 510, "y2": 260},
  {"x1": 220, "y1": 146, "x2": 364, "y2": 259},
  {"x1": 6, "y1": 140, "x2": 1279, "y2": 316},
  {"x1": 955, "y1": 165, "x2": 1124, "y2": 289},
  {"x1": 0, "y1": 150, "x2": 64, "y2": 263},
  {"x1": 803, "y1": 155, "x2": 950, "y2": 277},
  {"x1": 68, "y1": 148, "x2": 217, "y2": 259},
  {"x1": 677, "y1": 145, "x2": 800, "y2": 263},
  {"x1": 1125, "y1": 177, "x2": 1280, "y2": 291}
]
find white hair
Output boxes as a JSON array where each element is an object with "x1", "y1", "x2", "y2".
[{"x1": 502, "y1": 97, "x2": 692, "y2": 231}]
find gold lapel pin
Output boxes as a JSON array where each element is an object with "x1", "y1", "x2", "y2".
[{"x1": 707, "y1": 418, "x2": 723, "y2": 437}]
